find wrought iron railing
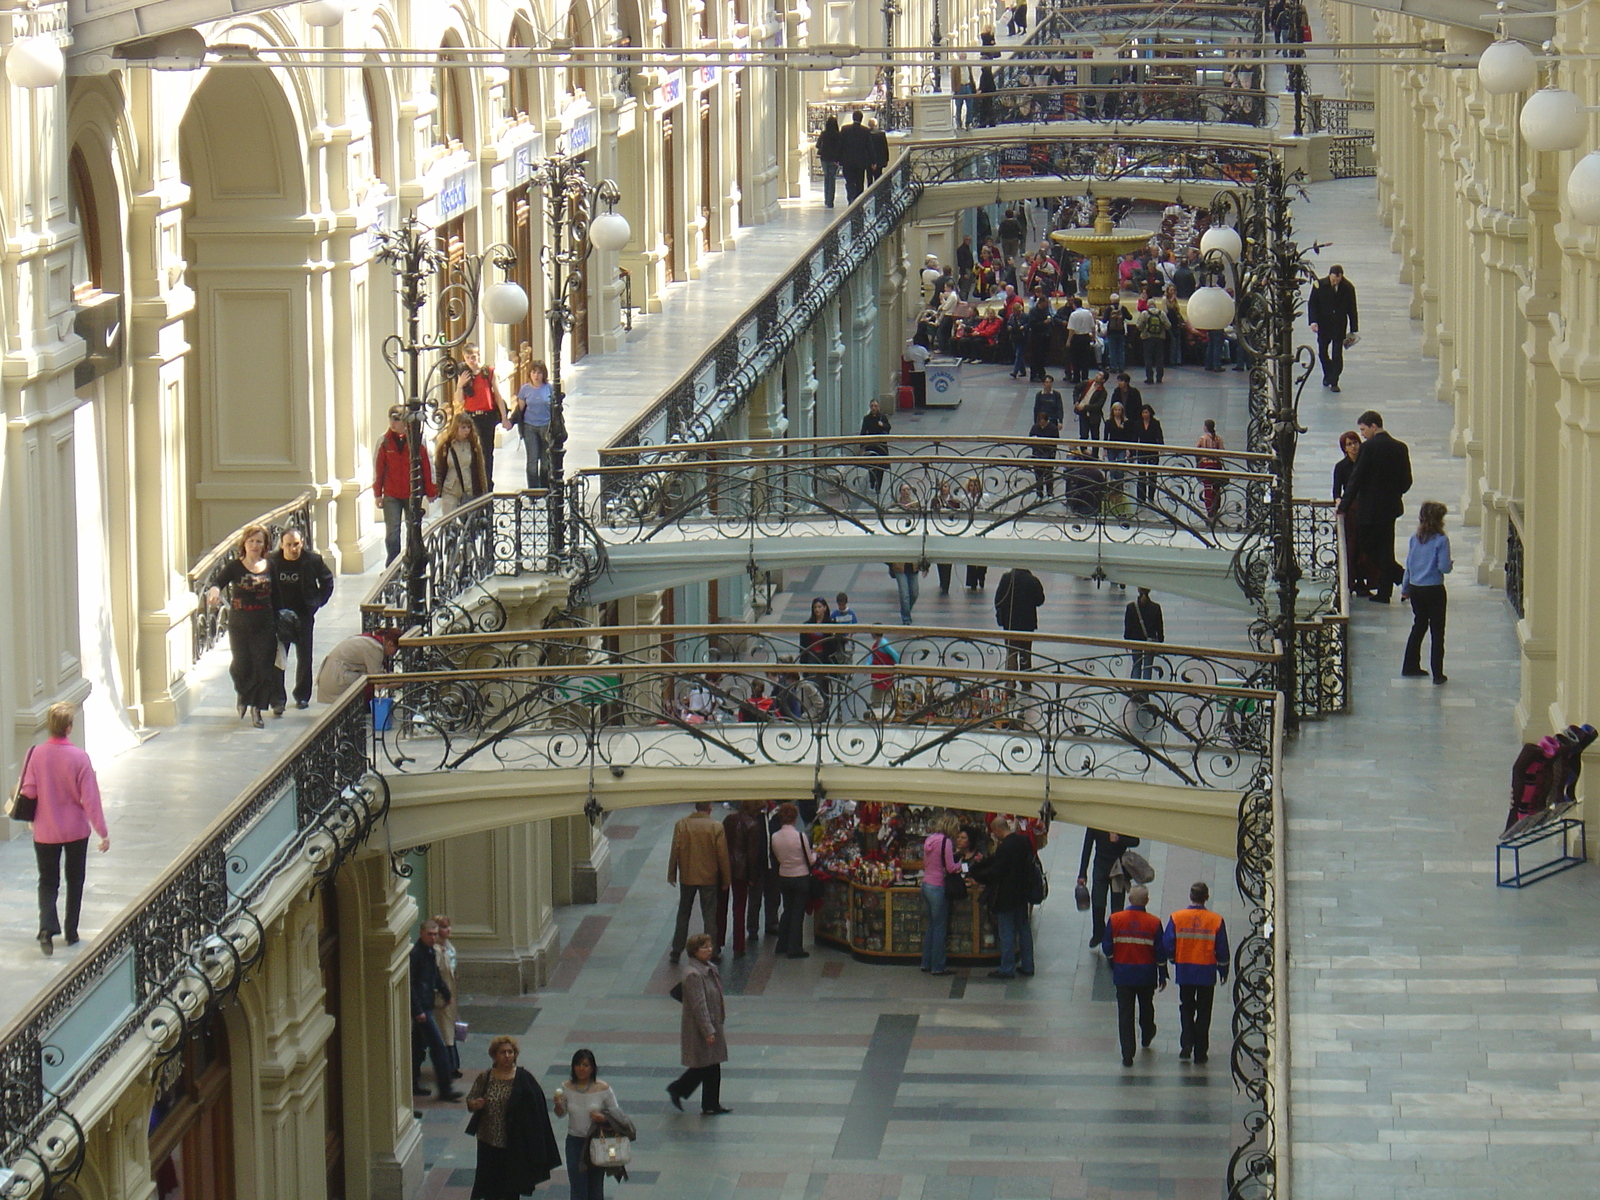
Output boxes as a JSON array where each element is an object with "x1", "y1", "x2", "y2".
[
  {"x1": 371, "y1": 660, "x2": 1275, "y2": 792},
  {"x1": 1026, "y1": 2, "x2": 1266, "y2": 43},
  {"x1": 1227, "y1": 697, "x2": 1286, "y2": 1200},
  {"x1": 599, "y1": 433, "x2": 1275, "y2": 472},
  {"x1": 1327, "y1": 133, "x2": 1376, "y2": 179},
  {"x1": 0, "y1": 686, "x2": 384, "y2": 1196},
  {"x1": 186, "y1": 491, "x2": 316, "y2": 663},
  {"x1": 1506, "y1": 504, "x2": 1525, "y2": 619},
  {"x1": 577, "y1": 452, "x2": 1272, "y2": 552},
  {"x1": 906, "y1": 133, "x2": 1274, "y2": 187},
  {"x1": 399, "y1": 621, "x2": 1279, "y2": 692},
  {"x1": 804, "y1": 97, "x2": 914, "y2": 138},
  {"x1": 1307, "y1": 95, "x2": 1374, "y2": 134},
  {"x1": 958, "y1": 84, "x2": 1275, "y2": 129},
  {"x1": 602, "y1": 156, "x2": 921, "y2": 453},
  {"x1": 359, "y1": 487, "x2": 604, "y2": 633}
]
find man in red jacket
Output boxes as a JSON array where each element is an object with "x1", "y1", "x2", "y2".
[{"x1": 375, "y1": 406, "x2": 438, "y2": 565}]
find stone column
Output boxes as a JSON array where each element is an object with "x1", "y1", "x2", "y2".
[
  {"x1": 335, "y1": 850, "x2": 424, "y2": 1200},
  {"x1": 429, "y1": 822, "x2": 558, "y2": 993},
  {"x1": 230, "y1": 890, "x2": 337, "y2": 1200},
  {"x1": 1515, "y1": 153, "x2": 1562, "y2": 750}
]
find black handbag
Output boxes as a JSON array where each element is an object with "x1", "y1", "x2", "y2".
[{"x1": 7, "y1": 746, "x2": 37, "y2": 822}]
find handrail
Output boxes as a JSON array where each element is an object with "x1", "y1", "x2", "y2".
[
  {"x1": 602, "y1": 153, "x2": 922, "y2": 453},
  {"x1": 960, "y1": 84, "x2": 1276, "y2": 130},
  {"x1": 358, "y1": 487, "x2": 588, "y2": 634},
  {"x1": 0, "y1": 684, "x2": 382, "y2": 1186},
  {"x1": 598, "y1": 434, "x2": 1277, "y2": 466},
  {"x1": 397, "y1": 620, "x2": 1282, "y2": 664},
  {"x1": 184, "y1": 490, "x2": 316, "y2": 662},
  {"x1": 581, "y1": 452, "x2": 1273, "y2": 481}
]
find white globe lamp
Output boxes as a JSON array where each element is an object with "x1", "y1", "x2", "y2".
[
  {"x1": 1521, "y1": 87, "x2": 1587, "y2": 152},
  {"x1": 1477, "y1": 39, "x2": 1537, "y2": 96},
  {"x1": 302, "y1": 0, "x2": 346, "y2": 26},
  {"x1": 1567, "y1": 151, "x2": 1600, "y2": 225},
  {"x1": 589, "y1": 210, "x2": 631, "y2": 252},
  {"x1": 6, "y1": 34, "x2": 64, "y2": 89},
  {"x1": 1186, "y1": 285, "x2": 1236, "y2": 331},
  {"x1": 482, "y1": 280, "x2": 530, "y2": 325},
  {"x1": 1199, "y1": 224, "x2": 1242, "y2": 263}
]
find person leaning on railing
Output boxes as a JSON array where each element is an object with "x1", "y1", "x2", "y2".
[
  {"x1": 315, "y1": 628, "x2": 400, "y2": 704},
  {"x1": 17, "y1": 702, "x2": 109, "y2": 958}
]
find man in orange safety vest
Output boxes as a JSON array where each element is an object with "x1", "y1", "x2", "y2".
[{"x1": 1162, "y1": 881, "x2": 1230, "y2": 1065}]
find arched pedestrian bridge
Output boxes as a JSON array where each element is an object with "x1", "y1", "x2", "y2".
[
  {"x1": 578, "y1": 435, "x2": 1278, "y2": 608},
  {"x1": 371, "y1": 624, "x2": 1279, "y2": 859}
]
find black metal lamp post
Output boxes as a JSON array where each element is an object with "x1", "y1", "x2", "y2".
[
  {"x1": 525, "y1": 151, "x2": 628, "y2": 554},
  {"x1": 880, "y1": 0, "x2": 900, "y2": 126},
  {"x1": 374, "y1": 217, "x2": 528, "y2": 627},
  {"x1": 1191, "y1": 167, "x2": 1314, "y2": 729}
]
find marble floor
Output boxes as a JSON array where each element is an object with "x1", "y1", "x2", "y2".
[
  {"x1": 1284, "y1": 182, "x2": 1600, "y2": 1198},
  {"x1": 413, "y1": 803, "x2": 1248, "y2": 1200}
]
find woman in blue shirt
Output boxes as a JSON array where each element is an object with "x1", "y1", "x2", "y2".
[
  {"x1": 515, "y1": 358, "x2": 553, "y2": 489},
  {"x1": 1400, "y1": 500, "x2": 1451, "y2": 684}
]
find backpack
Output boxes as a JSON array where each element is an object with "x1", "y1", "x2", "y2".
[
  {"x1": 1026, "y1": 850, "x2": 1049, "y2": 905},
  {"x1": 1138, "y1": 307, "x2": 1168, "y2": 338}
]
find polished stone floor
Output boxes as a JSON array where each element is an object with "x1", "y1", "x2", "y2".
[
  {"x1": 413, "y1": 802, "x2": 1246, "y2": 1200},
  {"x1": 1284, "y1": 182, "x2": 1600, "y2": 1198}
]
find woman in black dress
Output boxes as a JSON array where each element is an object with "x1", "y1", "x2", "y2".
[
  {"x1": 205, "y1": 524, "x2": 283, "y2": 727},
  {"x1": 465, "y1": 1035, "x2": 563, "y2": 1200}
]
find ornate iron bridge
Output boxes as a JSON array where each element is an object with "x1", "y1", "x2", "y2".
[
  {"x1": 965, "y1": 84, "x2": 1274, "y2": 129},
  {"x1": 1024, "y1": 2, "x2": 1266, "y2": 44},
  {"x1": 578, "y1": 450, "x2": 1270, "y2": 549},
  {"x1": 0, "y1": 688, "x2": 383, "y2": 1199},
  {"x1": 370, "y1": 658, "x2": 1272, "y2": 800}
]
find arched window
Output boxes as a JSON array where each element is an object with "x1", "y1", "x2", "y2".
[
  {"x1": 362, "y1": 67, "x2": 387, "y2": 183},
  {"x1": 435, "y1": 36, "x2": 468, "y2": 149}
]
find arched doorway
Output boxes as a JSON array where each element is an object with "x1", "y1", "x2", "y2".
[
  {"x1": 66, "y1": 107, "x2": 142, "y2": 747},
  {"x1": 177, "y1": 66, "x2": 311, "y2": 551}
]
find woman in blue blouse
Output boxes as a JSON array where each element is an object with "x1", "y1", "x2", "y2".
[{"x1": 1400, "y1": 500, "x2": 1452, "y2": 684}]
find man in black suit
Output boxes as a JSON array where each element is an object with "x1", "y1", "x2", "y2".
[
  {"x1": 865, "y1": 116, "x2": 889, "y2": 183},
  {"x1": 1336, "y1": 410, "x2": 1412, "y2": 604},
  {"x1": 1308, "y1": 264, "x2": 1359, "y2": 392},
  {"x1": 837, "y1": 109, "x2": 873, "y2": 202},
  {"x1": 995, "y1": 567, "x2": 1046, "y2": 671}
]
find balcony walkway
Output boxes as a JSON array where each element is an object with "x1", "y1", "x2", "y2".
[{"x1": 1284, "y1": 182, "x2": 1598, "y2": 1196}]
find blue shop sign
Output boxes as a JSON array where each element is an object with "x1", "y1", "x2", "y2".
[
  {"x1": 558, "y1": 110, "x2": 598, "y2": 156},
  {"x1": 437, "y1": 168, "x2": 473, "y2": 220}
]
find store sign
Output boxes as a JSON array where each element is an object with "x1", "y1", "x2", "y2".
[
  {"x1": 436, "y1": 167, "x2": 473, "y2": 220},
  {"x1": 558, "y1": 108, "x2": 598, "y2": 156},
  {"x1": 694, "y1": 63, "x2": 718, "y2": 89},
  {"x1": 655, "y1": 68, "x2": 684, "y2": 112},
  {"x1": 418, "y1": 165, "x2": 477, "y2": 225},
  {"x1": 507, "y1": 130, "x2": 546, "y2": 188}
]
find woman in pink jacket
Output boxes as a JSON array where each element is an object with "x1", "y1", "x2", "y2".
[{"x1": 17, "y1": 703, "x2": 109, "y2": 956}]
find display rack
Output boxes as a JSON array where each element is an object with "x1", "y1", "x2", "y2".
[{"x1": 1496, "y1": 818, "x2": 1586, "y2": 889}]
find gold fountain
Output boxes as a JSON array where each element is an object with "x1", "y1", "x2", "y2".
[{"x1": 1049, "y1": 197, "x2": 1156, "y2": 307}]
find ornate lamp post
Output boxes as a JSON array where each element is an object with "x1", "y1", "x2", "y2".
[
  {"x1": 374, "y1": 217, "x2": 528, "y2": 627},
  {"x1": 525, "y1": 151, "x2": 629, "y2": 553},
  {"x1": 1188, "y1": 167, "x2": 1316, "y2": 729}
]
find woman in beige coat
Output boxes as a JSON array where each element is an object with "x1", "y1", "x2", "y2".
[
  {"x1": 433, "y1": 913, "x2": 462, "y2": 1079},
  {"x1": 665, "y1": 933, "x2": 731, "y2": 1115}
]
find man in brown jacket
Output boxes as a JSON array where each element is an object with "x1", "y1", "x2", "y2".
[
  {"x1": 668, "y1": 802, "x2": 732, "y2": 963},
  {"x1": 718, "y1": 800, "x2": 768, "y2": 959}
]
